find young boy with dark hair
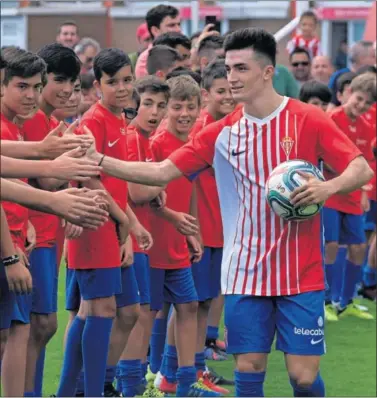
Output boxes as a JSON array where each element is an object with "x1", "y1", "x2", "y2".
[
  {"x1": 324, "y1": 73, "x2": 376, "y2": 321},
  {"x1": 147, "y1": 45, "x2": 182, "y2": 79},
  {"x1": 1, "y1": 48, "x2": 46, "y2": 398},
  {"x1": 287, "y1": 10, "x2": 322, "y2": 58},
  {"x1": 153, "y1": 32, "x2": 192, "y2": 69},
  {"x1": 57, "y1": 48, "x2": 151, "y2": 397},
  {"x1": 336, "y1": 71, "x2": 357, "y2": 105},
  {"x1": 299, "y1": 79, "x2": 332, "y2": 111},
  {"x1": 117, "y1": 76, "x2": 169, "y2": 397}
]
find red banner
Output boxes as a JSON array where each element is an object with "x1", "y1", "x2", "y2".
[{"x1": 316, "y1": 7, "x2": 370, "y2": 20}]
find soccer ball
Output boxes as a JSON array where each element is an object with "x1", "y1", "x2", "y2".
[{"x1": 266, "y1": 159, "x2": 325, "y2": 222}]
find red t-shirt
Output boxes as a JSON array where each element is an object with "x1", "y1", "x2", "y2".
[
  {"x1": 190, "y1": 109, "x2": 223, "y2": 248},
  {"x1": 22, "y1": 111, "x2": 61, "y2": 248},
  {"x1": 148, "y1": 130, "x2": 192, "y2": 269},
  {"x1": 126, "y1": 124, "x2": 153, "y2": 254},
  {"x1": 325, "y1": 107, "x2": 375, "y2": 215},
  {"x1": 68, "y1": 102, "x2": 128, "y2": 270},
  {"x1": 168, "y1": 99, "x2": 361, "y2": 297},
  {"x1": 1, "y1": 113, "x2": 29, "y2": 251},
  {"x1": 370, "y1": 137, "x2": 377, "y2": 201},
  {"x1": 361, "y1": 103, "x2": 376, "y2": 129}
]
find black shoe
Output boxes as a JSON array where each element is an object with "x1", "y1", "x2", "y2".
[
  {"x1": 75, "y1": 392, "x2": 85, "y2": 397},
  {"x1": 104, "y1": 382, "x2": 122, "y2": 397},
  {"x1": 205, "y1": 367, "x2": 235, "y2": 386},
  {"x1": 358, "y1": 285, "x2": 377, "y2": 301}
]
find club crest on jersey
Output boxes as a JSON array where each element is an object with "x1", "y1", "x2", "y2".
[{"x1": 280, "y1": 136, "x2": 294, "y2": 158}]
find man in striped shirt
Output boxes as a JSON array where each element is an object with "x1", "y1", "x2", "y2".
[{"x1": 86, "y1": 28, "x2": 374, "y2": 397}]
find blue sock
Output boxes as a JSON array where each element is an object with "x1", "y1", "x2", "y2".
[
  {"x1": 105, "y1": 365, "x2": 116, "y2": 385},
  {"x1": 141, "y1": 362, "x2": 148, "y2": 386},
  {"x1": 150, "y1": 318, "x2": 168, "y2": 374},
  {"x1": 76, "y1": 370, "x2": 85, "y2": 395},
  {"x1": 195, "y1": 352, "x2": 206, "y2": 372},
  {"x1": 235, "y1": 370, "x2": 265, "y2": 397},
  {"x1": 290, "y1": 373, "x2": 325, "y2": 397},
  {"x1": 363, "y1": 265, "x2": 377, "y2": 287},
  {"x1": 176, "y1": 366, "x2": 197, "y2": 397},
  {"x1": 24, "y1": 393, "x2": 35, "y2": 397},
  {"x1": 116, "y1": 366, "x2": 122, "y2": 392},
  {"x1": 118, "y1": 359, "x2": 142, "y2": 397},
  {"x1": 33, "y1": 348, "x2": 45, "y2": 397},
  {"x1": 82, "y1": 316, "x2": 113, "y2": 397},
  {"x1": 331, "y1": 247, "x2": 347, "y2": 303},
  {"x1": 162, "y1": 344, "x2": 178, "y2": 383},
  {"x1": 324, "y1": 263, "x2": 334, "y2": 302},
  {"x1": 57, "y1": 316, "x2": 85, "y2": 397},
  {"x1": 340, "y1": 260, "x2": 362, "y2": 309},
  {"x1": 206, "y1": 325, "x2": 219, "y2": 341}
]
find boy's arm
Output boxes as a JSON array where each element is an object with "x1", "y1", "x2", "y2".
[
  {"x1": 125, "y1": 205, "x2": 153, "y2": 251},
  {"x1": 128, "y1": 183, "x2": 166, "y2": 205},
  {"x1": 189, "y1": 182, "x2": 202, "y2": 244}
]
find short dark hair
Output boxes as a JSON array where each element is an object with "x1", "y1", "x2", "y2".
[
  {"x1": 202, "y1": 58, "x2": 228, "y2": 90},
  {"x1": 146, "y1": 5, "x2": 179, "y2": 39},
  {"x1": 224, "y1": 28, "x2": 277, "y2": 67},
  {"x1": 166, "y1": 66, "x2": 202, "y2": 86},
  {"x1": 336, "y1": 72, "x2": 356, "y2": 94},
  {"x1": 299, "y1": 80, "x2": 331, "y2": 103},
  {"x1": 198, "y1": 35, "x2": 224, "y2": 57},
  {"x1": 299, "y1": 10, "x2": 318, "y2": 25},
  {"x1": 3, "y1": 48, "x2": 46, "y2": 85},
  {"x1": 80, "y1": 73, "x2": 95, "y2": 90},
  {"x1": 147, "y1": 45, "x2": 181, "y2": 75},
  {"x1": 135, "y1": 75, "x2": 170, "y2": 102},
  {"x1": 58, "y1": 20, "x2": 78, "y2": 34},
  {"x1": 93, "y1": 48, "x2": 131, "y2": 81},
  {"x1": 289, "y1": 47, "x2": 311, "y2": 62},
  {"x1": 0, "y1": 52, "x2": 7, "y2": 70},
  {"x1": 37, "y1": 43, "x2": 81, "y2": 81},
  {"x1": 154, "y1": 32, "x2": 191, "y2": 51}
]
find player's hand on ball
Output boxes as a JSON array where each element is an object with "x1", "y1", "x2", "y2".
[
  {"x1": 290, "y1": 171, "x2": 334, "y2": 207},
  {"x1": 187, "y1": 235, "x2": 203, "y2": 263},
  {"x1": 173, "y1": 212, "x2": 199, "y2": 236},
  {"x1": 131, "y1": 222, "x2": 153, "y2": 251},
  {"x1": 120, "y1": 237, "x2": 134, "y2": 267},
  {"x1": 5, "y1": 247, "x2": 33, "y2": 294}
]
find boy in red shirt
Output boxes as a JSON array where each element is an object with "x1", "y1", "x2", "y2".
[
  {"x1": 118, "y1": 76, "x2": 169, "y2": 397},
  {"x1": 323, "y1": 73, "x2": 376, "y2": 320},
  {"x1": 287, "y1": 10, "x2": 322, "y2": 59},
  {"x1": 190, "y1": 59, "x2": 236, "y2": 373},
  {"x1": 0, "y1": 48, "x2": 46, "y2": 398},
  {"x1": 147, "y1": 76, "x2": 219, "y2": 397}
]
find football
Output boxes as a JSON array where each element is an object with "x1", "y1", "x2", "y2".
[{"x1": 266, "y1": 159, "x2": 325, "y2": 221}]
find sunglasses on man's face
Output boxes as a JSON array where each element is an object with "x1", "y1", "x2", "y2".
[
  {"x1": 123, "y1": 108, "x2": 138, "y2": 120},
  {"x1": 292, "y1": 61, "x2": 310, "y2": 67}
]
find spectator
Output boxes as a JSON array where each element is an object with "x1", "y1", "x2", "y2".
[
  {"x1": 334, "y1": 40, "x2": 348, "y2": 70},
  {"x1": 166, "y1": 66, "x2": 202, "y2": 86},
  {"x1": 290, "y1": 47, "x2": 312, "y2": 86},
  {"x1": 147, "y1": 45, "x2": 182, "y2": 80},
  {"x1": 197, "y1": 36, "x2": 224, "y2": 72},
  {"x1": 311, "y1": 55, "x2": 334, "y2": 85},
  {"x1": 287, "y1": 10, "x2": 322, "y2": 59},
  {"x1": 128, "y1": 23, "x2": 152, "y2": 72},
  {"x1": 328, "y1": 40, "x2": 375, "y2": 108},
  {"x1": 56, "y1": 20, "x2": 79, "y2": 49},
  {"x1": 154, "y1": 32, "x2": 192, "y2": 69},
  {"x1": 335, "y1": 72, "x2": 357, "y2": 105},
  {"x1": 78, "y1": 73, "x2": 99, "y2": 115},
  {"x1": 74, "y1": 37, "x2": 101, "y2": 74},
  {"x1": 273, "y1": 64, "x2": 299, "y2": 98},
  {"x1": 135, "y1": 5, "x2": 181, "y2": 78},
  {"x1": 299, "y1": 80, "x2": 332, "y2": 111}
]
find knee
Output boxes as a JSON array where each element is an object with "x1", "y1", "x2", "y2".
[
  {"x1": 198, "y1": 299, "x2": 212, "y2": 313},
  {"x1": 176, "y1": 301, "x2": 198, "y2": 316},
  {"x1": 118, "y1": 304, "x2": 140, "y2": 330},
  {"x1": 32, "y1": 314, "x2": 58, "y2": 342},
  {"x1": 0, "y1": 330, "x2": 9, "y2": 359},
  {"x1": 325, "y1": 242, "x2": 339, "y2": 263},
  {"x1": 348, "y1": 244, "x2": 367, "y2": 264},
  {"x1": 289, "y1": 366, "x2": 319, "y2": 389},
  {"x1": 236, "y1": 354, "x2": 267, "y2": 373}
]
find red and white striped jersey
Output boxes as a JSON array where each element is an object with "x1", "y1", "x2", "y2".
[
  {"x1": 169, "y1": 98, "x2": 362, "y2": 296},
  {"x1": 287, "y1": 35, "x2": 322, "y2": 58}
]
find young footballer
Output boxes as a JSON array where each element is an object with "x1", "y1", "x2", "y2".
[
  {"x1": 86, "y1": 28, "x2": 373, "y2": 397},
  {"x1": 299, "y1": 80, "x2": 332, "y2": 111}
]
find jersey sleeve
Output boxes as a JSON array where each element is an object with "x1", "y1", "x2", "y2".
[
  {"x1": 168, "y1": 123, "x2": 219, "y2": 176},
  {"x1": 286, "y1": 39, "x2": 295, "y2": 54},
  {"x1": 79, "y1": 117, "x2": 105, "y2": 154},
  {"x1": 313, "y1": 109, "x2": 362, "y2": 173}
]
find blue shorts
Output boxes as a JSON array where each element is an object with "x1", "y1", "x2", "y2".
[
  {"x1": 0, "y1": 263, "x2": 16, "y2": 330},
  {"x1": 224, "y1": 291, "x2": 326, "y2": 356},
  {"x1": 365, "y1": 200, "x2": 377, "y2": 231},
  {"x1": 150, "y1": 267, "x2": 198, "y2": 311},
  {"x1": 65, "y1": 268, "x2": 80, "y2": 311},
  {"x1": 75, "y1": 267, "x2": 122, "y2": 301},
  {"x1": 192, "y1": 247, "x2": 222, "y2": 301},
  {"x1": 133, "y1": 253, "x2": 151, "y2": 305},
  {"x1": 115, "y1": 266, "x2": 140, "y2": 308},
  {"x1": 323, "y1": 207, "x2": 366, "y2": 244},
  {"x1": 11, "y1": 293, "x2": 32, "y2": 324},
  {"x1": 29, "y1": 247, "x2": 58, "y2": 314}
]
